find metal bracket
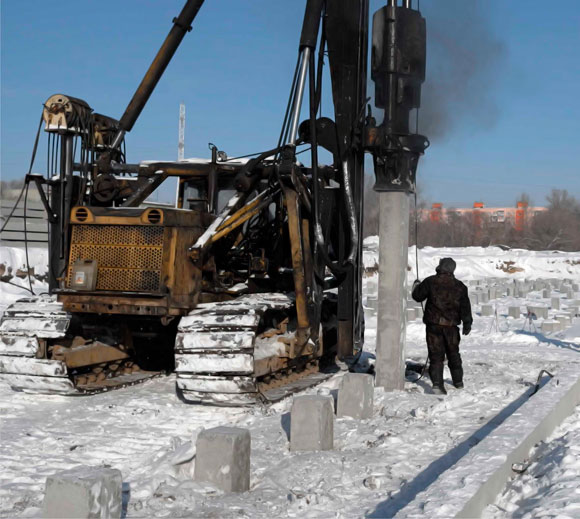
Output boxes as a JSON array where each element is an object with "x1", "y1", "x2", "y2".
[{"x1": 25, "y1": 174, "x2": 58, "y2": 223}]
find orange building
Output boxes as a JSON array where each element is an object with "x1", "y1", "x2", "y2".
[{"x1": 421, "y1": 201, "x2": 547, "y2": 230}]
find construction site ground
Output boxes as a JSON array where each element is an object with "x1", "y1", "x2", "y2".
[{"x1": 1, "y1": 242, "x2": 579, "y2": 518}]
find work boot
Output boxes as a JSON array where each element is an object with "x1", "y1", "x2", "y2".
[
  {"x1": 454, "y1": 382, "x2": 464, "y2": 389},
  {"x1": 432, "y1": 385, "x2": 447, "y2": 395}
]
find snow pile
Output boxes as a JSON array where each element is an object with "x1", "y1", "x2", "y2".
[
  {"x1": 484, "y1": 404, "x2": 580, "y2": 518},
  {"x1": 0, "y1": 246, "x2": 49, "y2": 316},
  {"x1": 0, "y1": 246, "x2": 48, "y2": 279},
  {"x1": 363, "y1": 237, "x2": 580, "y2": 282}
]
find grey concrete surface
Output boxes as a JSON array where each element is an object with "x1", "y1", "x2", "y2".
[
  {"x1": 290, "y1": 395, "x2": 334, "y2": 451},
  {"x1": 195, "y1": 426, "x2": 251, "y2": 493},
  {"x1": 481, "y1": 304, "x2": 493, "y2": 317},
  {"x1": 375, "y1": 192, "x2": 409, "y2": 391},
  {"x1": 337, "y1": 373, "x2": 374, "y2": 420},
  {"x1": 528, "y1": 306, "x2": 549, "y2": 319},
  {"x1": 42, "y1": 466, "x2": 122, "y2": 519}
]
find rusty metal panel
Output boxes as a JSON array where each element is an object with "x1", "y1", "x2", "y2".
[{"x1": 67, "y1": 224, "x2": 164, "y2": 292}]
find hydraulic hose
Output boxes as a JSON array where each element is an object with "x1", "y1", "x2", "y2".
[{"x1": 308, "y1": 52, "x2": 353, "y2": 276}]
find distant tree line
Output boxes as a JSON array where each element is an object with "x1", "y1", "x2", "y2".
[{"x1": 364, "y1": 182, "x2": 580, "y2": 252}]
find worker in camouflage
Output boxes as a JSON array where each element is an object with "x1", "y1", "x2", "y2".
[{"x1": 412, "y1": 257, "x2": 472, "y2": 395}]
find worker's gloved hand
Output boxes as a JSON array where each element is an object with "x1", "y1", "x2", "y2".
[
  {"x1": 462, "y1": 324, "x2": 471, "y2": 336},
  {"x1": 412, "y1": 279, "x2": 421, "y2": 290}
]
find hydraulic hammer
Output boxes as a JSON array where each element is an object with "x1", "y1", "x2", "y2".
[{"x1": 366, "y1": 0, "x2": 429, "y2": 389}]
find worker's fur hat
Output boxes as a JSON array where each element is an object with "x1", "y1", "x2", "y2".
[{"x1": 436, "y1": 257, "x2": 456, "y2": 274}]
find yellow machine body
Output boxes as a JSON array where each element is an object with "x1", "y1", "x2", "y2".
[{"x1": 58, "y1": 206, "x2": 205, "y2": 317}]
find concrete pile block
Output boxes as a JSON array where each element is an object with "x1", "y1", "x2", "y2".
[
  {"x1": 42, "y1": 466, "x2": 122, "y2": 519},
  {"x1": 195, "y1": 426, "x2": 251, "y2": 493},
  {"x1": 567, "y1": 306, "x2": 579, "y2": 317},
  {"x1": 481, "y1": 304, "x2": 494, "y2": 316},
  {"x1": 337, "y1": 373, "x2": 374, "y2": 420},
  {"x1": 406, "y1": 308, "x2": 416, "y2": 321},
  {"x1": 565, "y1": 288, "x2": 574, "y2": 299},
  {"x1": 528, "y1": 306, "x2": 548, "y2": 319},
  {"x1": 542, "y1": 289, "x2": 550, "y2": 298},
  {"x1": 541, "y1": 320, "x2": 559, "y2": 333},
  {"x1": 366, "y1": 296, "x2": 378, "y2": 310},
  {"x1": 480, "y1": 293, "x2": 490, "y2": 304},
  {"x1": 290, "y1": 395, "x2": 333, "y2": 451},
  {"x1": 488, "y1": 288, "x2": 497, "y2": 300},
  {"x1": 416, "y1": 307, "x2": 424, "y2": 319},
  {"x1": 572, "y1": 283, "x2": 579, "y2": 291},
  {"x1": 551, "y1": 297, "x2": 560, "y2": 310},
  {"x1": 470, "y1": 293, "x2": 479, "y2": 305},
  {"x1": 366, "y1": 277, "x2": 378, "y2": 295},
  {"x1": 508, "y1": 306, "x2": 520, "y2": 318},
  {"x1": 556, "y1": 315, "x2": 571, "y2": 328}
]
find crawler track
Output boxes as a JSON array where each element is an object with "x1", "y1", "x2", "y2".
[
  {"x1": 1, "y1": 294, "x2": 333, "y2": 402},
  {"x1": 175, "y1": 293, "x2": 330, "y2": 405},
  {"x1": 0, "y1": 297, "x2": 162, "y2": 395}
]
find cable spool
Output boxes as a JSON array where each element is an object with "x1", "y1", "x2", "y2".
[{"x1": 42, "y1": 94, "x2": 93, "y2": 135}]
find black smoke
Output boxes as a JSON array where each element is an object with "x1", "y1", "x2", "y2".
[
  {"x1": 418, "y1": 0, "x2": 506, "y2": 139},
  {"x1": 367, "y1": 0, "x2": 506, "y2": 140}
]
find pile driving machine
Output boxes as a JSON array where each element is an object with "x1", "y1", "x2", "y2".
[{"x1": 0, "y1": 0, "x2": 427, "y2": 404}]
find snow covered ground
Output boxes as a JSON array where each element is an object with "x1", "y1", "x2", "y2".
[
  {"x1": 0, "y1": 243, "x2": 579, "y2": 518},
  {"x1": 483, "y1": 403, "x2": 580, "y2": 518}
]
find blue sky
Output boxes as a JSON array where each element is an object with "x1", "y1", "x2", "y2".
[{"x1": 2, "y1": 0, "x2": 579, "y2": 208}]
